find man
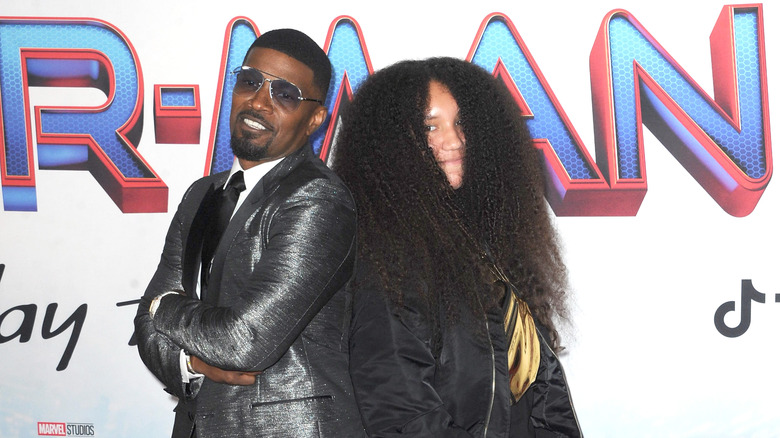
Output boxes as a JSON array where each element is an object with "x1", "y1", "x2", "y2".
[{"x1": 135, "y1": 29, "x2": 364, "y2": 438}]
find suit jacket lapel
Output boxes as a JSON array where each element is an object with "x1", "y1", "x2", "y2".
[
  {"x1": 182, "y1": 176, "x2": 226, "y2": 298},
  {"x1": 205, "y1": 145, "x2": 311, "y2": 305}
]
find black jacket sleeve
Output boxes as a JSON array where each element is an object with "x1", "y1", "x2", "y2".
[{"x1": 348, "y1": 266, "x2": 472, "y2": 437}]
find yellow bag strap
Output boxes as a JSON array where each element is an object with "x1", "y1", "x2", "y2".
[
  {"x1": 452, "y1": 216, "x2": 541, "y2": 403},
  {"x1": 502, "y1": 286, "x2": 540, "y2": 403}
]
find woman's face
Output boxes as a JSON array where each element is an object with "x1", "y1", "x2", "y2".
[{"x1": 425, "y1": 81, "x2": 465, "y2": 189}]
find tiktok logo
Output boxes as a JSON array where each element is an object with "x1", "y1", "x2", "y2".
[{"x1": 714, "y1": 279, "x2": 778, "y2": 338}]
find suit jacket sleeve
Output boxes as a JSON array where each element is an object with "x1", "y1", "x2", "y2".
[
  {"x1": 134, "y1": 182, "x2": 201, "y2": 399},
  {"x1": 149, "y1": 177, "x2": 357, "y2": 372}
]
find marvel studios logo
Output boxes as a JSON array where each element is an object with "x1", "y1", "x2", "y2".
[{"x1": 37, "y1": 422, "x2": 95, "y2": 436}]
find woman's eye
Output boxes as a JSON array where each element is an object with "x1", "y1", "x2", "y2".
[{"x1": 425, "y1": 125, "x2": 435, "y2": 132}]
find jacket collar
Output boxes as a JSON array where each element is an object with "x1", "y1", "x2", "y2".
[
  {"x1": 202, "y1": 144, "x2": 314, "y2": 305},
  {"x1": 241, "y1": 144, "x2": 313, "y2": 208}
]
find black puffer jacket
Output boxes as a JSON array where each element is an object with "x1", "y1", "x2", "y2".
[{"x1": 349, "y1": 261, "x2": 582, "y2": 437}]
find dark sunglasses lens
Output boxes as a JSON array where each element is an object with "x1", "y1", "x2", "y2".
[
  {"x1": 270, "y1": 80, "x2": 302, "y2": 111},
  {"x1": 234, "y1": 69, "x2": 263, "y2": 95}
]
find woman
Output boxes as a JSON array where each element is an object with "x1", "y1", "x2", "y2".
[{"x1": 334, "y1": 58, "x2": 581, "y2": 437}]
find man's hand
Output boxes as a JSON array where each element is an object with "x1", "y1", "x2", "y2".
[{"x1": 191, "y1": 356, "x2": 261, "y2": 386}]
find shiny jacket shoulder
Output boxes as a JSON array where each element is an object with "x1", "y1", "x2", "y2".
[{"x1": 136, "y1": 145, "x2": 365, "y2": 437}]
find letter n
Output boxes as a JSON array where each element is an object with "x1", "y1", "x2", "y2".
[
  {"x1": 590, "y1": 5, "x2": 771, "y2": 217},
  {"x1": 468, "y1": 7, "x2": 771, "y2": 217}
]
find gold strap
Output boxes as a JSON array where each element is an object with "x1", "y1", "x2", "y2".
[
  {"x1": 503, "y1": 289, "x2": 540, "y2": 403},
  {"x1": 448, "y1": 215, "x2": 540, "y2": 402}
]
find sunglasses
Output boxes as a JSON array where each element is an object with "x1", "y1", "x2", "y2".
[{"x1": 231, "y1": 66, "x2": 323, "y2": 112}]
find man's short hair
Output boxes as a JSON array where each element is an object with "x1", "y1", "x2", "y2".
[{"x1": 246, "y1": 28, "x2": 332, "y2": 100}]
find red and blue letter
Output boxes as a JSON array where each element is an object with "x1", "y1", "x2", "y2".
[{"x1": 0, "y1": 17, "x2": 167, "y2": 212}]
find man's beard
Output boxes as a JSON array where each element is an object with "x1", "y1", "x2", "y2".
[{"x1": 230, "y1": 133, "x2": 272, "y2": 162}]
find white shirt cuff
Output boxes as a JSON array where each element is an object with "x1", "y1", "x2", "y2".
[{"x1": 179, "y1": 350, "x2": 204, "y2": 383}]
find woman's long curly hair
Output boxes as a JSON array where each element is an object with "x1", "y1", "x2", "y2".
[{"x1": 333, "y1": 57, "x2": 570, "y2": 349}]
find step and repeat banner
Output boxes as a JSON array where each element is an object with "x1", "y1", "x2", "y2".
[{"x1": 0, "y1": 0, "x2": 777, "y2": 436}]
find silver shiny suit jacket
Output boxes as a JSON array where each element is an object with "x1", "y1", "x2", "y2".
[{"x1": 135, "y1": 145, "x2": 365, "y2": 438}]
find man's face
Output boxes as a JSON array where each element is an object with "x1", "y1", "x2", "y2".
[{"x1": 229, "y1": 47, "x2": 327, "y2": 169}]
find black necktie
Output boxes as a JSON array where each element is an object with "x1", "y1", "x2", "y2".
[{"x1": 201, "y1": 171, "x2": 246, "y2": 296}]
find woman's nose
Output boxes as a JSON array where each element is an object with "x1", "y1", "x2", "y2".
[{"x1": 440, "y1": 125, "x2": 465, "y2": 150}]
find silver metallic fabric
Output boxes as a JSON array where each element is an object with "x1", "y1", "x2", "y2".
[{"x1": 135, "y1": 145, "x2": 365, "y2": 437}]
